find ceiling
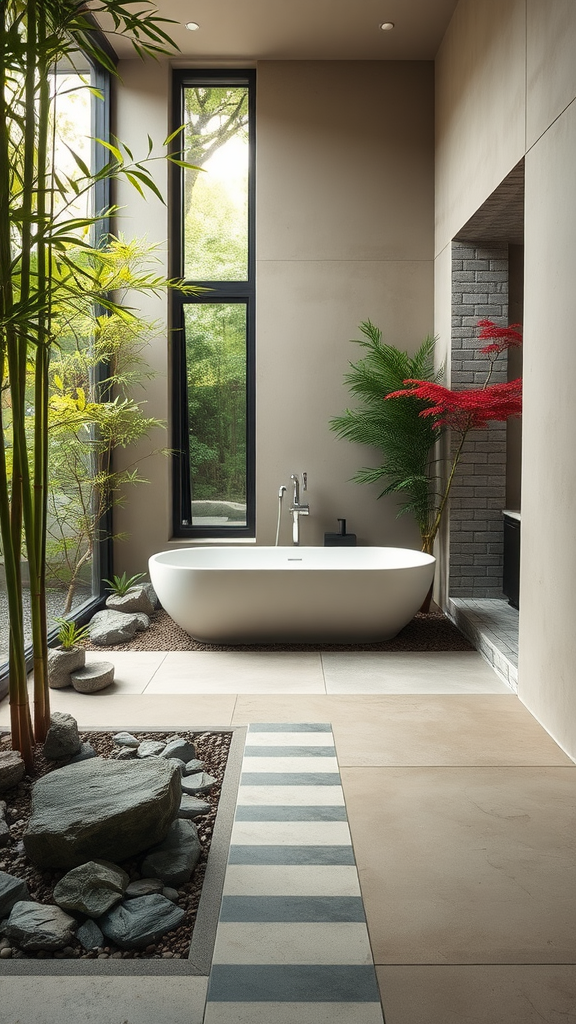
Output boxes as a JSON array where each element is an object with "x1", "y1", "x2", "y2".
[{"x1": 99, "y1": 0, "x2": 459, "y2": 62}]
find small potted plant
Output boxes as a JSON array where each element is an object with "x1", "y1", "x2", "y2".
[{"x1": 48, "y1": 618, "x2": 91, "y2": 690}]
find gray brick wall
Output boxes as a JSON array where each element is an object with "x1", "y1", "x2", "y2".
[{"x1": 449, "y1": 243, "x2": 508, "y2": 598}]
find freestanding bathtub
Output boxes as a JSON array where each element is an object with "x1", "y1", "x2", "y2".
[{"x1": 148, "y1": 546, "x2": 435, "y2": 644}]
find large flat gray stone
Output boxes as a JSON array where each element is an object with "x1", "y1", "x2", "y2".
[
  {"x1": 99, "y1": 894, "x2": 185, "y2": 949},
  {"x1": 23, "y1": 757, "x2": 182, "y2": 869},
  {"x1": 2, "y1": 901, "x2": 77, "y2": 951}
]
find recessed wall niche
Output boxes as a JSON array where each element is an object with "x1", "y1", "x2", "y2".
[{"x1": 448, "y1": 161, "x2": 524, "y2": 600}]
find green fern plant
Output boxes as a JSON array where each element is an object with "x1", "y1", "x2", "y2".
[{"x1": 330, "y1": 320, "x2": 444, "y2": 552}]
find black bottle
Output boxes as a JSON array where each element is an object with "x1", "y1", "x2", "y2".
[{"x1": 324, "y1": 518, "x2": 357, "y2": 546}]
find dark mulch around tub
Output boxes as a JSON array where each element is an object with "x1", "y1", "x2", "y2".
[
  {"x1": 85, "y1": 607, "x2": 474, "y2": 653},
  {"x1": 0, "y1": 729, "x2": 230, "y2": 961}
]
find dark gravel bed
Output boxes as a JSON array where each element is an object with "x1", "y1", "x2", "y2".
[
  {"x1": 0, "y1": 730, "x2": 230, "y2": 961},
  {"x1": 85, "y1": 607, "x2": 473, "y2": 653}
]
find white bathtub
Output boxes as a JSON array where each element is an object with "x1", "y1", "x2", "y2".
[{"x1": 148, "y1": 546, "x2": 435, "y2": 644}]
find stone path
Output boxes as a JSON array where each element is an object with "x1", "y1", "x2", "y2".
[{"x1": 203, "y1": 723, "x2": 384, "y2": 1023}]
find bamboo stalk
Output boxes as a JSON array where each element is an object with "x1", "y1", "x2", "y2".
[{"x1": 0, "y1": 5, "x2": 35, "y2": 768}]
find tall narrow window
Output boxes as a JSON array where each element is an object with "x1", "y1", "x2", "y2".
[{"x1": 171, "y1": 71, "x2": 255, "y2": 537}]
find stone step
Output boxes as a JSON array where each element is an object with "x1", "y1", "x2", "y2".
[{"x1": 71, "y1": 662, "x2": 115, "y2": 693}]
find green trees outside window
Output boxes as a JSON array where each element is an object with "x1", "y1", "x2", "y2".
[{"x1": 172, "y1": 71, "x2": 255, "y2": 537}]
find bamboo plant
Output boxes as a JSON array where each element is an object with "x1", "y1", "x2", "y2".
[{"x1": 0, "y1": 1, "x2": 193, "y2": 768}]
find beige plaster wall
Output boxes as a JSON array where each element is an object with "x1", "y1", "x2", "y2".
[
  {"x1": 520, "y1": 88, "x2": 576, "y2": 758},
  {"x1": 435, "y1": 0, "x2": 576, "y2": 759},
  {"x1": 113, "y1": 59, "x2": 435, "y2": 565},
  {"x1": 435, "y1": 0, "x2": 526, "y2": 254},
  {"x1": 255, "y1": 61, "x2": 434, "y2": 547},
  {"x1": 112, "y1": 59, "x2": 172, "y2": 576}
]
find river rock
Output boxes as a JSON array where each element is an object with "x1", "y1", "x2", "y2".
[
  {"x1": 0, "y1": 820, "x2": 9, "y2": 847},
  {"x1": 23, "y1": 756, "x2": 182, "y2": 869},
  {"x1": 133, "y1": 612, "x2": 150, "y2": 631},
  {"x1": 125, "y1": 878, "x2": 164, "y2": 899},
  {"x1": 137, "y1": 740, "x2": 166, "y2": 758},
  {"x1": 161, "y1": 738, "x2": 196, "y2": 763},
  {"x1": 115, "y1": 747, "x2": 137, "y2": 760},
  {"x1": 71, "y1": 662, "x2": 115, "y2": 693},
  {"x1": 2, "y1": 901, "x2": 77, "y2": 951},
  {"x1": 48, "y1": 646, "x2": 86, "y2": 689},
  {"x1": 177, "y1": 794, "x2": 211, "y2": 820},
  {"x1": 76, "y1": 918, "x2": 104, "y2": 952},
  {"x1": 161, "y1": 887, "x2": 180, "y2": 903},
  {"x1": 53, "y1": 860, "x2": 129, "y2": 917},
  {"x1": 0, "y1": 750, "x2": 25, "y2": 792},
  {"x1": 113, "y1": 732, "x2": 140, "y2": 748},
  {"x1": 69, "y1": 742, "x2": 97, "y2": 764},
  {"x1": 105, "y1": 587, "x2": 155, "y2": 617},
  {"x1": 183, "y1": 759, "x2": 204, "y2": 776},
  {"x1": 0, "y1": 872, "x2": 29, "y2": 916},
  {"x1": 43, "y1": 712, "x2": 81, "y2": 760},
  {"x1": 99, "y1": 894, "x2": 185, "y2": 949},
  {"x1": 181, "y1": 772, "x2": 217, "y2": 796},
  {"x1": 142, "y1": 582, "x2": 160, "y2": 609},
  {"x1": 89, "y1": 610, "x2": 142, "y2": 646},
  {"x1": 141, "y1": 819, "x2": 201, "y2": 886}
]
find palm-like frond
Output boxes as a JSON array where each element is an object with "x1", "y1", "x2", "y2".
[{"x1": 329, "y1": 320, "x2": 444, "y2": 543}]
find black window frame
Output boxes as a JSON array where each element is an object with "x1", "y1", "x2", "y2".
[{"x1": 170, "y1": 68, "x2": 256, "y2": 539}]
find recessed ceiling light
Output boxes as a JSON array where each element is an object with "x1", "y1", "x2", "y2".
[
  {"x1": 185, "y1": 22, "x2": 200, "y2": 31},
  {"x1": 379, "y1": 22, "x2": 395, "y2": 31}
]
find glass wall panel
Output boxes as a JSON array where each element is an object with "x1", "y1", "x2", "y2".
[
  {"x1": 183, "y1": 86, "x2": 249, "y2": 282},
  {"x1": 184, "y1": 303, "x2": 248, "y2": 527},
  {"x1": 0, "y1": 63, "x2": 107, "y2": 670}
]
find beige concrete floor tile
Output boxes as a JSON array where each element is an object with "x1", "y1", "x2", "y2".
[
  {"x1": 233, "y1": 694, "x2": 573, "y2": 766},
  {"x1": 0, "y1": 976, "x2": 208, "y2": 1024},
  {"x1": 84, "y1": 651, "x2": 167, "y2": 692},
  {"x1": 145, "y1": 652, "x2": 326, "y2": 694},
  {"x1": 0, "y1": 692, "x2": 236, "y2": 730},
  {"x1": 376, "y1": 966, "x2": 576, "y2": 1024},
  {"x1": 343, "y1": 766, "x2": 576, "y2": 964},
  {"x1": 322, "y1": 651, "x2": 510, "y2": 694}
]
